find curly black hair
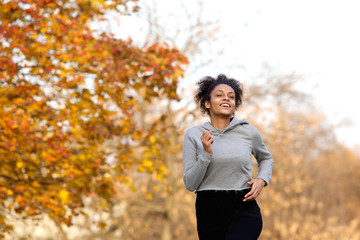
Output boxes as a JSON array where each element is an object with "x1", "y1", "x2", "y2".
[{"x1": 195, "y1": 74, "x2": 243, "y2": 116}]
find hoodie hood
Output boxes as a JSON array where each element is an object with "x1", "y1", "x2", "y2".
[{"x1": 200, "y1": 117, "x2": 249, "y2": 136}]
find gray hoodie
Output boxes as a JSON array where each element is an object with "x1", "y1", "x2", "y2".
[{"x1": 182, "y1": 117, "x2": 273, "y2": 192}]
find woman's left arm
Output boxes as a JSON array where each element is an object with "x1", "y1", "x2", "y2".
[{"x1": 244, "y1": 127, "x2": 273, "y2": 201}]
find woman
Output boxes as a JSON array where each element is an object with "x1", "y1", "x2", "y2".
[{"x1": 182, "y1": 74, "x2": 273, "y2": 240}]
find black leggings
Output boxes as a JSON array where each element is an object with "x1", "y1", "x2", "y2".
[{"x1": 195, "y1": 189, "x2": 262, "y2": 240}]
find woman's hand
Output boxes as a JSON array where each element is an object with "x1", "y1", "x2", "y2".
[
  {"x1": 243, "y1": 178, "x2": 266, "y2": 202},
  {"x1": 201, "y1": 130, "x2": 213, "y2": 154}
]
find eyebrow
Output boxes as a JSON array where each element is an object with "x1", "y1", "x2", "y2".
[{"x1": 215, "y1": 90, "x2": 235, "y2": 94}]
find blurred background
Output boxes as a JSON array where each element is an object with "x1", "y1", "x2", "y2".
[{"x1": 1, "y1": 0, "x2": 359, "y2": 239}]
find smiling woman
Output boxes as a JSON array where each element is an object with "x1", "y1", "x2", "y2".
[
  {"x1": 195, "y1": 74, "x2": 243, "y2": 117},
  {"x1": 205, "y1": 84, "x2": 236, "y2": 119},
  {"x1": 183, "y1": 74, "x2": 273, "y2": 240}
]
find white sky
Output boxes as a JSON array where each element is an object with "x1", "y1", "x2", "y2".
[{"x1": 115, "y1": 0, "x2": 360, "y2": 148}]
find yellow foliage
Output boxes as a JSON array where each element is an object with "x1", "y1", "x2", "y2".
[
  {"x1": 149, "y1": 135, "x2": 157, "y2": 143},
  {"x1": 59, "y1": 189, "x2": 70, "y2": 204},
  {"x1": 143, "y1": 159, "x2": 153, "y2": 168},
  {"x1": 145, "y1": 193, "x2": 153, "y2": 200},
  {"x1": 16, "y1": 161, "x2": 24, "y2": 169}
]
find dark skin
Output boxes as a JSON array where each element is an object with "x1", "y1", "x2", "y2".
[{"x1": 201, "y1": 84, "x2": 266, "y2": 202}]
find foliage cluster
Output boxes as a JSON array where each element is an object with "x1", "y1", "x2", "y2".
[{"x1": 0, "y1": 0, "x2": 187, "y2": 236}]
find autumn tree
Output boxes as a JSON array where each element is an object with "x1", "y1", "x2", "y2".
[{"x1": 0, "y1": 0, "x2": 188, "y2": 236}]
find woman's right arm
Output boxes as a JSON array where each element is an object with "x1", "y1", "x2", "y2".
[{"x1": 182, "y1": 130, "x2": 212, "y2": 192}]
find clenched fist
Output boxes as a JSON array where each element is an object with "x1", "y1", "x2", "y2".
[{"x1": 201, "y1": 130, "x2": 213, "y2": 154}]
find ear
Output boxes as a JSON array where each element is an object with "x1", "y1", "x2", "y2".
[{"x1": 205, "y1": 101, "x2": 210, "y2": 109}]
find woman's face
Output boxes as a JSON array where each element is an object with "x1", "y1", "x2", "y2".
[{"x1": 205, "y1": 84, "x2": 236, "y2": 118}]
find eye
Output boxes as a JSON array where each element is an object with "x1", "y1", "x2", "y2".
[
  {"x1": 216, "y1": 94, "x2": 223, "y2": 97},
  {"x1": 229, "y1": 95, "x2": 235, "y2": 99}
]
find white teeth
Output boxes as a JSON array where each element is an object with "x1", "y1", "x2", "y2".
[{"x1": 221, "y1": 104, "x2": 229, "y2": 107}]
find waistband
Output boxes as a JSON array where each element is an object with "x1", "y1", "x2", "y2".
[{"x1": 196, "y1": 188, "x2": 251, "y2": 194}]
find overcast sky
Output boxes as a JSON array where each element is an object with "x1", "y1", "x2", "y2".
[{"x1": 115, "y1": 0, "x2": 360, "y2": 148}]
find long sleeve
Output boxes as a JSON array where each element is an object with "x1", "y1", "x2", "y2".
[
  {"x1": 182, "y1": 130, "x2": 212, "y2": 192},
  {"x1": 251, "y1": 127, "x2": 273, "y2": 185}
]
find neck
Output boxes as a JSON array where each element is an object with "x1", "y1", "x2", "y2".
[{"x1": 210, "y1": 115, "x2": 232, "y2": 130}]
